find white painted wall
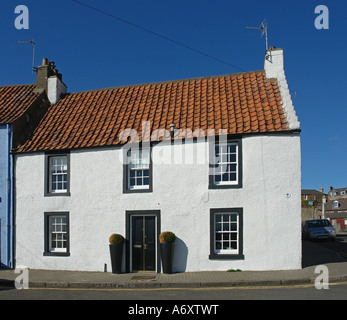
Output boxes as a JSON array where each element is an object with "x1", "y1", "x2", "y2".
[
  {"x1": 264, "y1": 48, "x2": 300, "y2": 130},
  {"x1": 15, "y1": 134, "x2": 302, "y2": 272}
]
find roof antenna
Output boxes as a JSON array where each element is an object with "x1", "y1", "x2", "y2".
[
  {"x1": 17, "y1": 38, "x2": 36, "y2": 74},
  {"x1": 246, "y1": 19, "x2": 269, "y2": 51}
]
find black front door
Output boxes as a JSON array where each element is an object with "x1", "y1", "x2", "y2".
[{"x1": 131, "y1": 216, "x2": 156, "y2": 271}]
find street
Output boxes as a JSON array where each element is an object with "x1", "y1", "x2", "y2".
[
  {"x1": 0, "y1": 282, "x2": 346, "y2": 300},
  {"x1": 317, "y1": 234, "x2": 347, "y2": 260}
]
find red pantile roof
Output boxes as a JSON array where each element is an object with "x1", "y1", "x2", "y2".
[
  {"x1": 17, "y1": 71, "x2": 290, "y2": 153},
  {"x1": 0, "y1": 84, "x2": 40, "y2": 124}
]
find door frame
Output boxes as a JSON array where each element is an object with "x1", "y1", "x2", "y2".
[{"x1": 125, "y1": 210, "x2": 161, "y2": 273}]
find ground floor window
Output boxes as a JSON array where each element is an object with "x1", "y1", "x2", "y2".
[
  {"x1": 209, "y1": 208, "x2": 244, "y2": 260},
  {"x1": 43, "y1": 212, "x2": 70, "y2": 256}
]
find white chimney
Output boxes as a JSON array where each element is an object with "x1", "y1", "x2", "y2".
[
  {"x1": 47, "y1": 75, "x2": 67, "y2": 104},
  {"x1": 264, "y1": 47, "x2": 300, "y2": 130}
]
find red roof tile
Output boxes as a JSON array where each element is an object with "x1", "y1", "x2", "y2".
[
  {"x1": 0, "y1": 84, "x2": 40, "y2": 124},
  {"x1": 17, "y1": 71, "x2": 290, "y2": 153}
]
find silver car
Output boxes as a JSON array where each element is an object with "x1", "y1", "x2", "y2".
[{"x1": 302, "y1": 219, "x2": 336, "y2": 241}]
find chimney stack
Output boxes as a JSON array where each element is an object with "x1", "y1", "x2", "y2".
[
  {"x1": 34, "y1": 58, "x2": 67, "y2": 104},
  {"x1": 320, "y1": 186, "x2": 324, "y2": 193}
]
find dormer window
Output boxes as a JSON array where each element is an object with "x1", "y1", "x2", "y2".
[{"x1": 333, "y1": 201, "x2": 339, "y2": 209}]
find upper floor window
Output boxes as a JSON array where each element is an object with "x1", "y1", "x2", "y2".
[
  {"x1": 45, "y1": 153, "x2": 70, "y2": 196},
  {"x1": 209, "y1": 139, "x2": 242, "y2": 189},
  {"x1": 124, "y1": 148, "x2": 152, "y2": 193}
]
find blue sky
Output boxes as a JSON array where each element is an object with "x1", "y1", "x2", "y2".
[{"x1": 1, "y1": 0, "x2": 346, "y2": 191}]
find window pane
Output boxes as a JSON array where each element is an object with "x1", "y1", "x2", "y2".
[
  {"x1": 229, "y1": 144, "x2": 237, "y2": 153},
  {"x1": 230, "y1": 154, "x2": 236, "y2": 163},
  {"x1": 223, "y1": 233, "x2": 230, "y2": 241},
  {"x1": 230, "y1": 214, "x2": 237, "y2": 222},
  {"x1": 230, "y1": 242, "x2": 238, "y2": 250}
]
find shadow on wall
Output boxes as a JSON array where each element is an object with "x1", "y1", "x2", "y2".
[{"x1": 173, "y1": 237, "x2": 188, "y2": 273}]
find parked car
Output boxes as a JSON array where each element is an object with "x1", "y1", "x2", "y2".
[{"x1": 302, "y1": 219, "x2": 336, "y2": 241}]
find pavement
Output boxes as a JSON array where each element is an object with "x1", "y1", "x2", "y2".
[{"x1": 1, "y1": 239, "x2": 347, "y2": 290}]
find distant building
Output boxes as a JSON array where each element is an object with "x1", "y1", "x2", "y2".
[
  {"x1": 301, "y1": 188, "x2": 326, "y2": 221},
  {"x1": 325, "y1": 186, "x2": 347, "y2": 231}
]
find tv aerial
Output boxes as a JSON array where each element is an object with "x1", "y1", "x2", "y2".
[
  {"x1": 17, "y1": 38, "x2": 36, "y2": 73},
  {"x1": 246, "y1": 19, "x2": 269, "y2": 51}
]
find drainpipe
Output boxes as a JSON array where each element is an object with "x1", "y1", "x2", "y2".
[{"x1": 6, "y1": 124, "x2": 13, "y2": 268}]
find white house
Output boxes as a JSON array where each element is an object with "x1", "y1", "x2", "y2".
[{"x1": 14, "y1": 47, "x2": 302, "y2": 273}]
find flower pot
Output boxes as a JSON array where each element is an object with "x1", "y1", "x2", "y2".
[
  {"x1": 160, "y1": 242, "x2": 174, "y2": 274},
  {"x1": 109, "y1": 243, "x2": 123, "y2": 274}
]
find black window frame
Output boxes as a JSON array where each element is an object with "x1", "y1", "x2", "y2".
[
  {"x1": 209, "y1": 208, "x2": 244, "y2": 260},
  {"x1": 209, "y1": 137, "x2": 243, "y2": 189},
  {"x1": 43, "y1": 212, "x2": 70, "y2": 257},
  {"x1": 44, "y1": 151, "x2": 71, "y2": 197},
  {"x1": 123, "y1": 146, "x2": 153, "y2": 194}
]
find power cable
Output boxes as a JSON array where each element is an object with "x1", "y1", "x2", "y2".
[{"x1": 70, "y1": 0, "x2": 246, "y2": 72}]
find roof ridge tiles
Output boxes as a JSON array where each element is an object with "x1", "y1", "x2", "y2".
[{"x1": 62, "y1": 70, "x2": 265, "y2": 96}]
